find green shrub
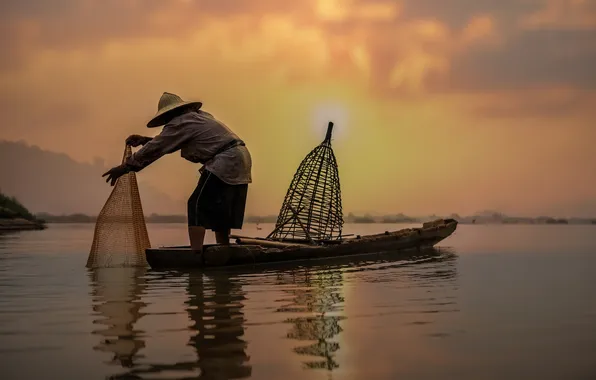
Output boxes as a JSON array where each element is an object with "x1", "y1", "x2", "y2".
[{"x1": 0, "y1": 191, "x2": 36, "y2": 221}]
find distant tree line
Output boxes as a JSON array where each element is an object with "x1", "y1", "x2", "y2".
[{"x1": 28, "y1": 211, "x2": 596, "y2": 225}]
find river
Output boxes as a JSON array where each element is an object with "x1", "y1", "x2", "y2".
[{"x1": 0, "y1": 223, "x2": 595, "y2": 379}]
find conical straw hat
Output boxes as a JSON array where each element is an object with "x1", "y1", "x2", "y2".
[{"x1": 146, "y1": 92, "x2": 202, "y2": 128}]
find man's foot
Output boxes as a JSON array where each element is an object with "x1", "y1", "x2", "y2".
[
  {"x1": 188, "y1": 226, "x2": 206, "y2": 263},
  {"x1": 192, "y1": 249, "x2": 205, "y2": 264},
  {"x1": 215, "y1": 229, "x2": 231, "y2": 245}
]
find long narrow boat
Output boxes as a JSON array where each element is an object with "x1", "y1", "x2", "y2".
[{"x1": 145, "y1": 218, "x2": 458, "y2": 269}]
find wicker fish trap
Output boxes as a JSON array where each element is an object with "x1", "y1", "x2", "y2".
[{"x1": 268, "y1": 122, "x2": 343, "y2": 242}]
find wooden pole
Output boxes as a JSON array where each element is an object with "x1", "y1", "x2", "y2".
[{"x1": 234, "y1": 237, "x2": 312, "y2": 248}]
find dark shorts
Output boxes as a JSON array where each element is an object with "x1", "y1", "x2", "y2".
[{"x1": 187, "y1": 170, "x2": 248, "y2": 231}]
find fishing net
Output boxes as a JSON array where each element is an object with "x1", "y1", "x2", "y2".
[
  {"x1": 86, "y1": 145, "x2": 150, "y2": 268},
  {"x1": 268, "y1": 122, "x2": 343, "y2": 242}
]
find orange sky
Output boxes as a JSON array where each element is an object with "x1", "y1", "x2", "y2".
[{"x1": 1, "y1": 0, "x2": 595, "y2": 217}]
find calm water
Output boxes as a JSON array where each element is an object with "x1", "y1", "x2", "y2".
[{"x1": 0, "y1": 223, "x2": 595, "y2": 380}]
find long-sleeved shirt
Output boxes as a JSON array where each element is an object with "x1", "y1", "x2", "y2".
[{"x1": 125, "y1": 110, "x2": 252, "y2": 185}]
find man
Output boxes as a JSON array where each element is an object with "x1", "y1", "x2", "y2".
[{"x1": 103, "y1": 92, "x2": 252, "y2": 254}]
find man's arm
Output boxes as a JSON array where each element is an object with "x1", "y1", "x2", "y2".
[
  {"x1": 124, "y1": 125, "x2": 192, "y2": 172},
  {"x1": 103, "y1": 119, "x2": 195, "y2": 186}
]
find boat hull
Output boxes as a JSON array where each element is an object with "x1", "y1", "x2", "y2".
[{"x1": 145, "y1": 219, "x2": 458, "y2": 269}]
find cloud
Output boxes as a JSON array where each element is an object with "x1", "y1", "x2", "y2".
[
  {"x1": 1, "y1": 0, "x2": 594, "y2": 95},
  {"x1": 0, "y1": 0, "x2": 312, "y2": 52},
  {"x1": 471, "y1": 88, "x2": 596, "y2": 119},
  {"x1": 428, "y1": 28, "x2": 596, "y2": 92},
  {"x1": 314, "y1": 0, "x2": 401, "y2": 22},
  {"x1": 1, "y1": 0, "x2": 594, "y2": 126},
  {"x1": 522, "y1": 0, "x2": 596, "y2": 30},
  {"x1": 398, "y1": 0, "x2": 543, "y2": 28},
  {"x1": 0, "y1": 82, "x2": 92, "y2": 130}
]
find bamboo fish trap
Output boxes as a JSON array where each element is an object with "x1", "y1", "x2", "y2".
[{"x1": 268, "y1": 122, "x2": 344, "y2": 243}]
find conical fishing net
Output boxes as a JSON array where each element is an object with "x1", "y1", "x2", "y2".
[
  {"x1": 269, "y1": 122, "x2": 343, "y2": 242},
  {"x1": 86, "y1": 145, "x2": 150, "y2": 268}
]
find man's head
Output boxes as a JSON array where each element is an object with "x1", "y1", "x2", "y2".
[
  {"x1": 160, "y1": 103, "x2": 202, "y2": 125},
  {"x1": 147, "y1": 92, "x2": 202, "y2": 128}
]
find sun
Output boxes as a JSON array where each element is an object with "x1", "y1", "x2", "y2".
[{"x1": 311, "y1": 102, "x2": 349, "y2": 141}]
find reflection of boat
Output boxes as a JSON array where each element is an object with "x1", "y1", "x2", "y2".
[
  {"x1": 88, "y1": 268, "x2": 147, "y2": 370},
  {"x1": 146, "y1": 219, "x2": 458, "y2": 269}
]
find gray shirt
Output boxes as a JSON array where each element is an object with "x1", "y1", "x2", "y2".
[{"x1": 125, "y1": 110, "x2": 252, "y2": 185}]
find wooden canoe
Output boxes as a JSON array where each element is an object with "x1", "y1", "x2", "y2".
[{"x1": 145, "y1": 218, "x2": 458, "y2": 270}]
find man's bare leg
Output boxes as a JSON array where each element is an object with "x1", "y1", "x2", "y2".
[
  {"x1": 215, "y1": 229, "x2": 231, "y2": 245},
  {"x1": 189, "y1": 226, "x2": 206, "y2": 254}
]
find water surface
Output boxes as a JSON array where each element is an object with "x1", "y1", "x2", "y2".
[{"x1": 0, "y1": 223, "x2": 595, "y2": 380}]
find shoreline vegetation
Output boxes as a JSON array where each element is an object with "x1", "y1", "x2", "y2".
[
  {"x1": 0, "y1": 192, "x2": 46, "y2": 231},
  {"x1": 34, "y1": 212, "x2": 596, "y2": 225}
]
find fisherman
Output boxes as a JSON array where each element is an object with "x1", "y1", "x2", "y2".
[{"x1": 102, "y1": 92, "x2": 252, "y2": 255}]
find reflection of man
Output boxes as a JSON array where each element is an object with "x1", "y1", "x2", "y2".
[
  {"x1": 105, "y1": 272, "x2": 252, "y2": 379},
  {"x1": 102, "y1": 92, "x2": 252, "y2": 255},
  {"x1": 187, "y1": 273, "x2": 252, "y2": 379}
]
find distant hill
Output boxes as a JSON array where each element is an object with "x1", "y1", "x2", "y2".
[{"x1": 0, "y1": 140, "x2": 185, "y2": 215}]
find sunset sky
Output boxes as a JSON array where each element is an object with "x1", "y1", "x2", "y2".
[{"x1": 1, "y1": 0, "x2": 595, "y2": 217}]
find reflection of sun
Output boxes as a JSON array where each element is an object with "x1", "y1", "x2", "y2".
[{"x1": 311, "y1": 102, "x2": 349, "y2": 141}]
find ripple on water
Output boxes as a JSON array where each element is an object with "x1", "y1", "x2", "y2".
[{"x1": 2, "y1": 225, "x2": 596, "y2": 379}]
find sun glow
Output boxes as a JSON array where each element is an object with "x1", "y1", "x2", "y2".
[{"x1": 311, "y1": 102, "x2": 350, "y2": 142}]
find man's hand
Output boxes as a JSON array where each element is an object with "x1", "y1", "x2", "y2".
[
  {"x1": 126, "y1": 134, "x2": 152, "y2": 147},
  {"x1": 102, "y1": 165, "x2": 130, "y2": 186}
]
